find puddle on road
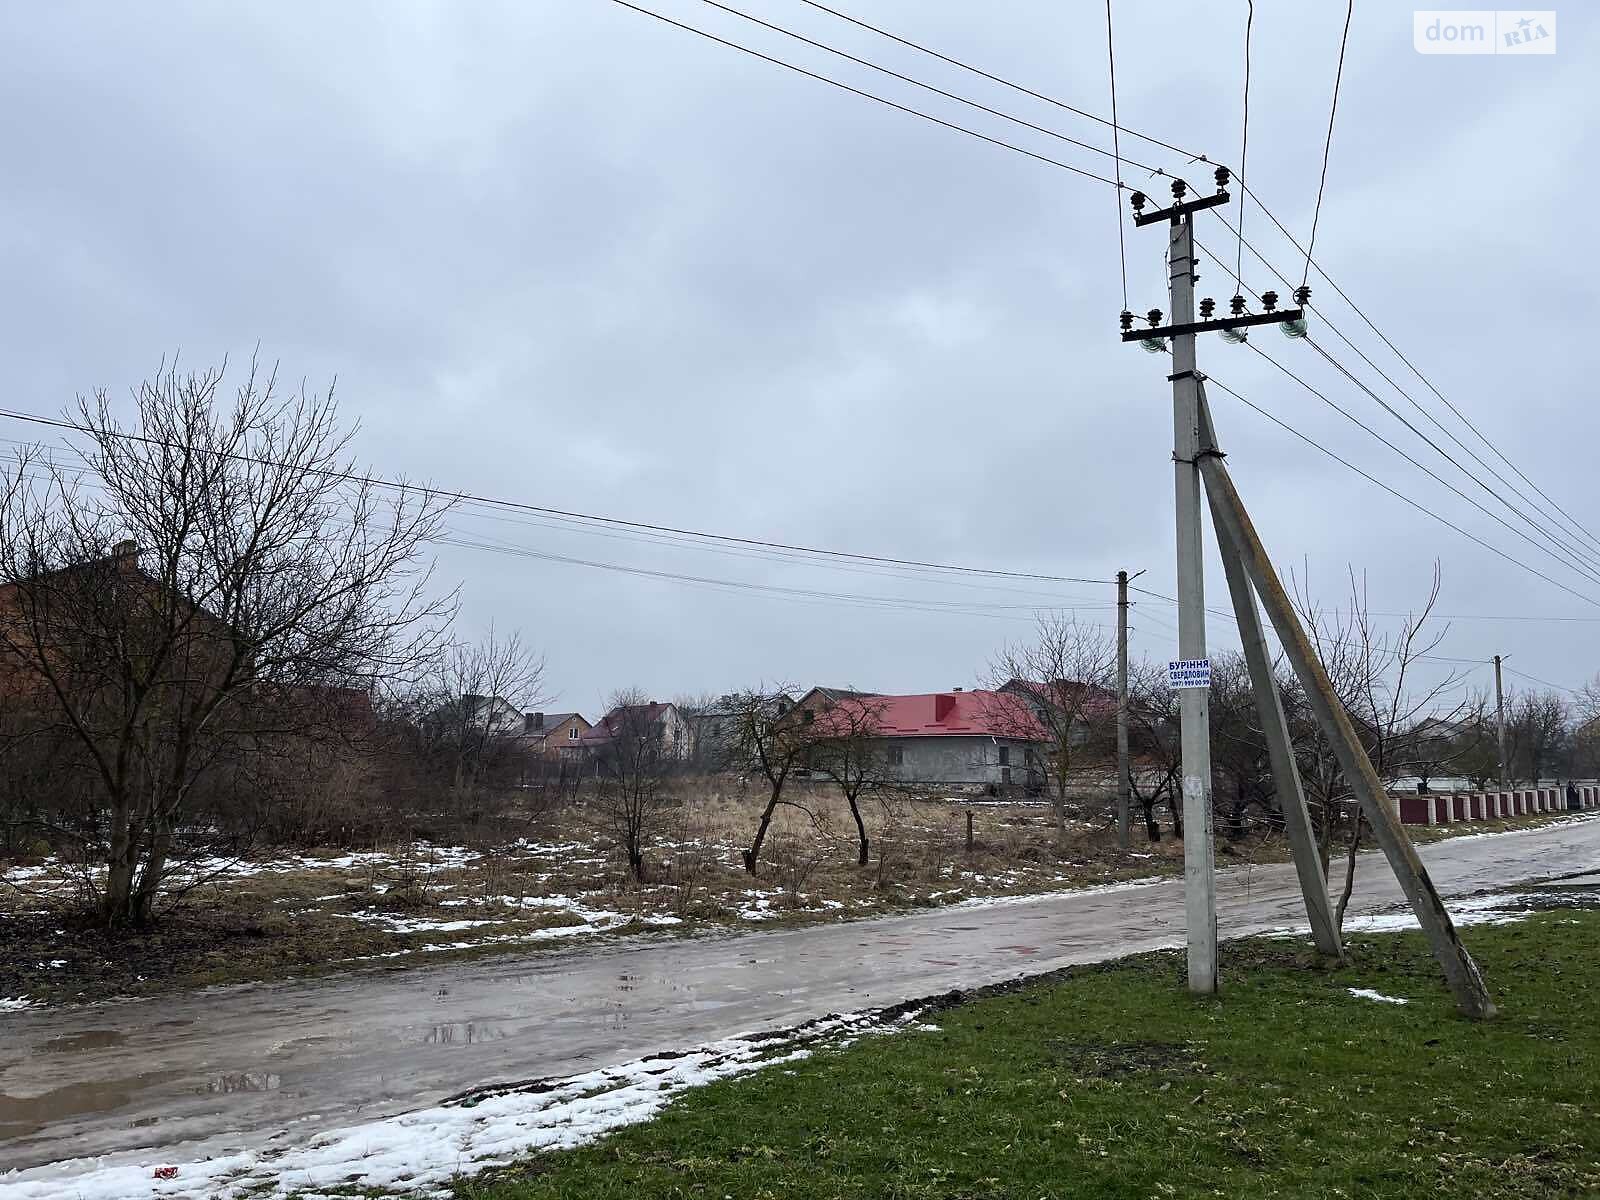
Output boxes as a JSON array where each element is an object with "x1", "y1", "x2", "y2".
[
  {"x1": 425, "y1": 1022, "x2": 507, "y2": 1045},
  {"x1": 41, "y1": 1030, "x2": 128, "y2": 1054},
  {"x1": 0, "y1": 1070, "x2": 183, "y2": 1140},
  {"x1": 201, "y1": 1072, "x2": 282, "y2": 1094}
]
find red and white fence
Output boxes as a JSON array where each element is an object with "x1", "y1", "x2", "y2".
[{"x1": 1395, "y1": 784, "x2": 1598, "y2": 825}]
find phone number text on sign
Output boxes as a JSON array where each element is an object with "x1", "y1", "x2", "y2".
[{"x1": 1167, "y1": 659, "x2": 1212, "y2": 689}]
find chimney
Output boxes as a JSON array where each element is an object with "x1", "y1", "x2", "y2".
[
  {"x1": 524, "y1": 712, "x2": 546, "y2": 734},
  {"x1": 111, "y1": 539, "x2": 138, "y2": 573},
  {"x1": 934, "y1": 693, "x2": 957, "y2": 723},
  {"x1": 952, "y1": 686, "x2": 963, "y2": 692}
]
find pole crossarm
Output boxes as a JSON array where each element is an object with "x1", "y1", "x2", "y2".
[
  {"x1": 1122, "y1": 308, "x2": 1304, "y2": 342},
  {"x1": 1193, "y1": 412, "x2": 1497, "y2": 1020},
  {"x1": 1131, "y1": 189, "x2": 1231, "y2": 226}
]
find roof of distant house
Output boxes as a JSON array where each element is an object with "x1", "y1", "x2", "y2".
[
  {"x1": 817, "y1": 690, "x2": 1046, "y2": 740},
  {"x1": 804, "y1": 686, "x2": 876, "y2": 703},
  {"x1": 521, "y1": 711, "x2": 584, "y2": 735},
  {"x1": 578, "y1": 701, "x2": 677, "y2": 744},
  {"x1": 1000, "y1": 677, "x2": 1117, "y2": 717}
]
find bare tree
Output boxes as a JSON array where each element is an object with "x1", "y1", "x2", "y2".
[
  {"x1": 428, "y1": 626, "x2": 547, "y2": 811},
  {"x1": 1125, "y1": 658, "x2": 1181, "y2": 841},
  {"x1": 809, "y1": 694, "x2": 890, "y2": 865},
  {"x1": 1206, "y1": 652, "x2": 1275, "y2": 841},
  {"x1": 987, "y1": 615, "x2": 1116, "y2": 842},
  {"x1": 0, "y1": 359, "x2": 453, "y2": 927},
  {"x1": 727, "y1": 686, "x2": 815, "y2": 875},
  {"x1": 590, "y1": 688, "x2": 676, "y2": 881},
  {"x1": 1505, "y1": 689, "x2": 1569, "y2": 785},
  {"x1": 1293, "y1": 563, "x2": 1472, "y2": 931}
]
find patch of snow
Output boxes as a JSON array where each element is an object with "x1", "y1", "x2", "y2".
[
  {"x1": 0, "y1": 1008, "x2": 926, "y2": 1199},
  {"x1": 1347, "y1": 987, "x2": 1408, "y2": 1005},
  {"x1": 0, "y1": 997, "x2": 38, "y2": 1011},
  {"x1": 330, "y1": 913, "x2": 501, "y2": 934},
  {"x1": 1264, "y1": 890, "x2": 1543, "y2": 939},
  {"x1": 948, "y1": 875, "x2": 1167, "y2": 912}
]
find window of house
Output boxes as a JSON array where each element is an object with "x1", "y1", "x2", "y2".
[
  {"x1": 887, "y1": 745, "x2": 904, "y2": 766},
  {"x1": 997, "y1": 746, "x2": 1010, "y2": 766},
  {"x1": 802, "y1": 709, "x2": 815, "y2": 724},
  {"x1": 569, "y1": 726, "x2": 579, "y2": 739}
]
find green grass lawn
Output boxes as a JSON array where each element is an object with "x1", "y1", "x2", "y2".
[{"x1": 460, "y1": 911, "x2": 1600, "y2": 1200}]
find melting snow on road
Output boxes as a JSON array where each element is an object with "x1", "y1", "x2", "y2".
[
  {"x1": 0, "y1": 1008, "x2": 931, "y2": 1200},
  {"x1": 1347, "y1": 987, "x2": 1409, "y2": 1005}
]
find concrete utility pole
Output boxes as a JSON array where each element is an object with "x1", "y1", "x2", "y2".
[
  {"x1": 1121, "y1": 172, "x2": 1314, "y2": 998},
  {"x1": 1166, "y1": 214, "x2": 1217, "y2": 994},
  {"x1": 1115, "y1": 569, "x2": 1136, "y2": 850},
  {"x1": 1494, "y1": 654, "x2": 1509, "y2": 790},
  {"x1": 1118, "y1": 174, "x2": 1491, "y2": 1019}
]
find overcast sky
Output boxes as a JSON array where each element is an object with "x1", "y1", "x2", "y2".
[{"x1": 2, "y1": 2, "x2": 1594, "y2": 717}]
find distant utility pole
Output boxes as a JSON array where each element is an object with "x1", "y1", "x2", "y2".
[
  {"x1": 1115, "y1": 569, "x2": 1144, "y2": 850},
  {"x1": 1494, "y1": 654, "x2": 1509, "y2": 790}
]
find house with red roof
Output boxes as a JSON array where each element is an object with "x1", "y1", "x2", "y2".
[{"x1": 806, "y1": 688, "x2": 1049, "y2": 792}]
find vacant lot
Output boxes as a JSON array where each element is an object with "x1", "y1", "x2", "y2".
[
  {"x1": 1, "y1": 789, "x2": 1187, "y2": 1005},
  {"x1": 462, "y1": 902, "x2": 1600, "y2": 1200},
  {"x1": 1, "y1": 789, "x2": 1572, "y2": 1007}
]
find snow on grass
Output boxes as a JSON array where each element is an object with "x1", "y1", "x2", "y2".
[
  {"x1": 329, "y1": 913, "x2": 502, "y2": 934},
  {"x1": 0, "y1": 1008, "x2": 927, "y2": 1200},
  {"x1": 1347, "y1": 987, "x2": 1409, "y2": 1005},
  {"x1": 1264, "y1": 891, "x2": 1543, "y2": 940},
  {"x1": 0, "y1": 996, "x2": 39, "y2": 1011}
]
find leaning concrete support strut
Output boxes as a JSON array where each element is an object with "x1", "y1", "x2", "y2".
[
  {"x1": 1193, "y1": 399, "x2": 1496, "y2": 1020},
  {"x1": 1197, "y1": 390, "x2": 1341, "y2": 959}
]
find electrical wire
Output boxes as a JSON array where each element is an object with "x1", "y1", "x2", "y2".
[
  {"x1": 1234, "y1": 0, "x2": 1253, "y2": 298},
  {"x1": 1303, "y1": 0, "x2": 1353, "y2": 287},
  {"x1": 3, "y1": 449, "x2": 1122, "y2": 628},
  {"x1": 787, "y1": 0, "x2": 1600, "y2": 565},
  {"x1": 791, "y1": 0, "x2": 1201, "y2": 162},
  {"x1": 1105, "y1": 0, "x2": 1129, "y2": 309},
  {"x1": 604, "y1": 0, "x2": 1118, "y2": 186},
  {"x1": 0, "y1": 407, "x2": 1119, "y2": 589},
  {"x1": 1204, "y1": 362, "x2": 1600, "y2": 609},
  {"x1": 1501, "y1": 665, "x2": 1584, "y2": 696},
  {"x1": 634, "y1": 0, "x2": 1599, "y2": 589},
  {"x1": 1194, "y1": 227, "x2": 1600, "y2": 578}
]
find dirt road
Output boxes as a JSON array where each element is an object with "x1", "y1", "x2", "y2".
[{"x1": 4, "y1": 816, "x2": 1596, "y2": 1181}]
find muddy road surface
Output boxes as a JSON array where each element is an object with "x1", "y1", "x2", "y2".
[{"x1": 4, "y1": 816, "x2": 1597, "y2": 1179}]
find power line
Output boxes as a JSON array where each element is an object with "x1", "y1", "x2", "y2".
[
  {"x1": 604, "y1": 0, "x2": 1119, "y2": 186},
  {"x1": 1501, "y1": 665, "x2": 1585, "y2": 696},
  {"x1": 1233, "y1": 0, "x2": 1253, "y2": 297},
  {"x1": 1303, "y1": 0, "x2": 1353, "y2": 287},
  {"x1": 646, "y1": 0, "x2": 1596, "y2": 589},
  {"x1": 5, "y1": 446, "x2": 1129, "y2": 630},
  {"x1": 0, "y1": 407, "x2": 1120, "y2": 589},
  {"x1": 1248, "y1": 337, "x2": 1600, "y2": 592},
  {"x1": 1193, "y1": 229, "x2": 1600, "y2": 581},
  {"x1": 1302, "y1": 336, "x2": 1600, "y2": 582},
  {"x1": 1104, "y1": 0, "x2": 1128, "y2": 310},
  {"x1": 1203, "y1": 361, "x2": 1600, "y2": 609},
  {"x1": 791, "y1": 0, "x2": 1201, "y2": 162},
  {"x1": 687, "y1": 0, "x2": 1170, "y2": 180},
  {"x1": 1219, "y1": 186, "x2": 1600, "y2": 558},
  {"x1": 787, "y1": 0, "x2": 1600, "y2": 568}
]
